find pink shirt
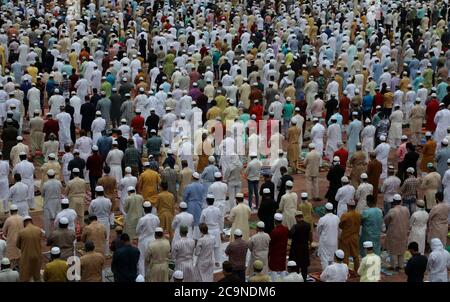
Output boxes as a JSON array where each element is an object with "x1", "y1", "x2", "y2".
[{"x1": 397, "y1": 142, "x2": 407, "y2": 162}]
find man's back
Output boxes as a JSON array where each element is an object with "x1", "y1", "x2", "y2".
[
  {"x1": 81, "y1": 251, "x2": 105, "y2": 282},
  {"x1": 405, "y1": 254, "x2": 428, "y2": 282},
  {"x1": 112, "y1": 244, "x2": 140, "y2": 282},
  {"x1": 0, "y1": 269, "x2": 19, "y2": 282}
]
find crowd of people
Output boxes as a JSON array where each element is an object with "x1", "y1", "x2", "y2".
[{"x1": 0, "y1": 0, "x2": 448, "y2": 283}]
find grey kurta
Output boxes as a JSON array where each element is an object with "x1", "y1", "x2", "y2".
[
  {"x1": 42, "y1": 179, "x2": 62, "y2": 235},
  {"x1": 247, "y1": 231, "x2": 271, "y2": 275}
]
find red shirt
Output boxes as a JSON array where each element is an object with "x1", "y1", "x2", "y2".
[
  {"x1": 43, "y1": 119, "x2": 59, "y2": 141},
  {"x1": 334, "y1": 147, "x2": 349, "y2": 170},
  {"x1": 268, "y1": 224, "x2": 289, "y2": 271},
  {"x1": 86, "y1": 153, "x2": 104, "y2": 178},
  {"x1": 426, "y1": 99, "x2": 440, "y2": 131},
  {"x1": 131, "y1": 115, "x2": 145, "y2": 136}
]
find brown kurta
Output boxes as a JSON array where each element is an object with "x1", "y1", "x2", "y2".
[
  {"x1": 156, "y1": 191, "x2": 175, "y2": 236},
  {"x1": 65, "y1": 177, "x2": 86, "y2": 225},
  {"x1": 46, "y1": 228, "x2": 76, "y2": 260},
  {"x1": 81, "y1": 221, "x2": 107, "y2": 255},
  {"x1": 80, "y1": 251, "x2": 105, "y2": 282},
  {"x1": 349, "y1": 151, "x2": 367, "y2": 188},
  {"x1": 287, "y1": 126, "x2": 300, "y2": 171},
  {"x1": 339, "y1": 209, "x2": 361, "y2": 271},
  {"x1": 420, "y1": 140, "x2": 437, "y2": 172},
  {"x1": 427, "y1": 203, "x2": 450, "y2": 244},
  {"x1": 177, "y1": 167, "x2": 193, "y2": 201},
  {"x1": 2, "y1": 214, "x2": 24, "y2": 260},
  {"x1": 97, "y1": 175, "x2": 118, "y2": 210},
  {"x1": 384, "y1": 205, "x2": 410, "y2": 255},
  {"x1": 367, "y1": 159, "x2": 382, "y2": 201},
  {"x1": 16, "y1": 224, "x2": 43, "y2": 282}
]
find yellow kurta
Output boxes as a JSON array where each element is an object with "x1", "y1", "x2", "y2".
[
  {"x1": 16, "y1": 224, "x2": 43, "y2": 282},
  {"x1": 156, "y1": 191, "x2": 175, "y2": 236},
  {"x1": 124, "y1": 193, "x2": 144, "y2": 239},
  {"x1": 145, "y1": 238, "x2": 171, "y2": 282},
  {"x1": 137, "y1": 169, "x2": 161, "y2": 206}
]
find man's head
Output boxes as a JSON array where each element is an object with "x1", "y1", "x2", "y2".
[
  {"x1": 143, "y1": 201, "x2": 152, "y2": 214},
  {"x1": 286, "y1": 261, "x2": 297, "y2": 273},
  {"x1": 363, "y1": 241, "x2": 374, "y2": 253},
  {"x1": 222, "y1": 261, "x2": 233, "y2": 275},
  {"x1": 408, "y1": 241, "x2": 419, "y2": 254},
  {"x1": 236, "y1": 193, "x2": 244, "y2": 204},
  {"x1": 50, "y1": 246, "x2": 61, "y2": 260},
  {"x1": 84, "y1": 240, "x2": 95, "y2": 252},
  {"x1": 120, "y1": 233, "x2": 131, "y2": 244},
  {"x1": 1, "y1": 258, "x2": 11, "y2": 270},
  {"x1": 334, "y1": 249, "x2": 345, "y2": 263}
]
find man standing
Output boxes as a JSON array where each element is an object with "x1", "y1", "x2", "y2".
[
  {"x1": 287, "y1": 121, "x2": 301, "y2": 172},
  {"x1": 86, "y1": 145, "x2": 104, "y2": 199},
  {"x1": 195, "y1": 223, "x2": 216, "y2": 282},
  {"x1": 64, "y1": 168, "x2": 86, "y2": 226},
  {"x1": 172, "y1": 225, "x2": 198, "y2": 282},
  {"x1": 380, "y1": 166, "x2": 401, "y2": 215},
  {"x1": 400, "y1": 168, "x2": 420, "y2": 215},
  {"x1": 145, "y1": 227, "x2": 171, "y2": 282},
  {"x1": 16, "y1": 216, "x2": 42, "y2": 282},
  {"x1": 289, "y1": 211, "x2": 312, "y2": 281},
  {"x1": 137, "y1": 163, "x2": 161, "y2": 209},
  {"x1": 408, "y1": 200, "x2": 429, "y2": 255},
  {"x1": 200, "y1": 195, "x2": 223, "y2": 267},
  {"x1": 304, "y1": 143, "x2": 321, "y2": 200},
  {"x1": 245, "y1": 154, "x2": 262, "y2": 209},
  {"x1": 349, "y1": 143, "x2": 367, "y2": 188},
  {"x1": 426, "y1": 238, "x2": 450, "y2": 282},
  {"x1": 279, "y1": 180, "x2": 298, "y2": 229},
  {"x1": 136, "y1": 202, "x2": 160, "y2": 276},
  {"x1": 43, "y1": 247, "x2": 68, "y2": 282},
  {"x1": 339, "y1": 200, "x2": 361, "y2": 272},
  {"x1": 358, "y1": 241, "x2": 381, "y2": 282},
  {"x1": 29, "y1": 110, "x2": 44, "y2": 156},
  {"x1": 317, "y1": 203, "x2": 340, "y2": 270},
  {"x1": 12, "y1": 152, "x2": 35, "y2": 211},
  {"x1": 325, "y1": 157, "x2": 345, "y2": 210},
  {"x1": 183, "y1": 172, "x2": 205, "y2": 239},
  {"x1": 427, "y1": 192, "x2": 450, "y2": 246},
  {"x1": 248, "y1": 221, "x2": 271, "y2": 276},
  {"x1": 384, "y1": 194, "x2": 410, "y2": 271},
  {"x1": 171, "y1": 202, "x2": 194, "y2": 246},
  {"x1": 320, "y1": 250, "x2": 349, "y2": 282},
  {"x1": 80, "y1": 241, "x2": 105, "y2": 282},
  {"x1": 268, "y1": 213, "x2": 289, "y2": 281},
  {"x1": 224, "y1": 229, "x2": 249, "y2": 282},
  {"x1": 88, "y1": 186, "x2": 112, "y2": 255},
  {"x1": 81, "y1": 215, "x2": 107, "y2": 255},
  {"x1": 41, "y1": 169, "x2": 62, "y2": 235},
  {"x1": 366, "y1": 152, "x2": 382, "y2": 201},
  {"x1": 355, "y1": 173, "x2": 374, "y2": 213},
  {"x1": 123, "y1": 186, "x2": 144, "y2": 240},
  {"x1": 111, "y1": 234, "x2": 140, "y2": 282},
  {"x1": 97, "y1": 166, "x2": 118, "y2": 212},
  {"x1": 2, "y1": 205, "x2": 23, "y2": 266},
  {"x1": 228, "y1": 193, "x2": 251, "y2": 241},
  {"x1": 405, "y1": 242, "x2": 428, "y2": 282},
  {"x1": 374, "y1": 135, "x2": 390, "y2": 180},
  {"x1": 46, "y1": 217, "x2": 76, "y2": 260},
  {"x1": 335, "y1": 176, "x2": 355, "y2": 217}
]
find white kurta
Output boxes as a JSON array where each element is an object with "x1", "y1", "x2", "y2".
[
  {"x1": 207, "y1": 181, "x2": 228, "y2": 219},
  {"x1": 361, "y1": 125, "x2": 376, "y2": 155},
  {"x1": 336, "y1": 185, "x2": 355, "y2": 217},
  {"x1": 171, "y1": 212, "x2": 194, "y2": 246},
  {"x1": 311, "y1": 123, "x2": 326, "y2": 156},
  {"x1": 106, "y1": 149, "x2": 124, "y2": 183},
  {"x1": 317, "y1": 213, "x2": 340, "y2": 270},
  {"x1": 0, "y1": 160, "x2": 9, "y2": 211},
  {"x1": 374, "y1": 142, "x2": 390, "y2": 179},
  {"x1": 12, "y1": 160, "x2": 35, "y2": 208},
  {"x1": 56, "y1": 112, "x2": 73, "y2": 151},
  {"x1": 326, "y1": 123, "x2": 341, "y2": 161},
  {"x1": 434, "y1": 109, "x2": 450, "y2": 146},
  {"x1": 408, "y1": 209, "x2": 429, "y2": 255},
  {"x1": 8, "y1": 182, "x2": 29, "y2": 217},
  {"x1": 118, "y1": 175, "x2": 138, "y2": 214},
  {"x1": 91, "y1": 117, "x2": 106, "y2": 145},
  {"x1": 136, "y1": 213, "x2": 160, "y2": 276}
]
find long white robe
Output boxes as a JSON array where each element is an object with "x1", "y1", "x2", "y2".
[
  {"x1": 361, "y1": 125, "x2": 376, "y2": 156},
  {"x1": 161, "y1": 112, "x2": 177, "y2": 145},
  {"x1": 27, "y1": 87, "x2": 41, "y2": 115},
  {"x1": 118, "y1": 175, "x2": 138, "y2": 214},
  {"x1": 91, "y1": 117, "x2": 106, "y2": 145},
  {"x1": 12, "y1": 160, "x2": 35, "y2": 208},
  {"x1": 442, "y1": 169, "x2": 450, "y2": 220},
  {"x1": 70, "y1": 95, "x2": 82, "y2": 126},
  {"x1": 326, "y1": 123, "x2": 341, "y2": 161},
  {"x1": 311, "y1": 123, "x2": 326, "y2": 156},
  {"x1": 194, "y1": 234, "x2": 216, "y2": 282},
  {"x1": 199, "y1": 205, "x2": 223, "y2": 264},
  {"x1": 434, "y1": 109, "x2": 450, "y2": 146},
  {"x1": 8, "y1": 182, "x2": 29, "y2": 217},
  {"x1": 408, "y1": 209, "x2": 429, "y2": 255},
  {"x1": 335, "y1": 185, "x2": 355, "y2": 217},
  {"x1": 0, "y1": 160, "x2": 9, "y2": 211},
  {"x1": 105, "y1": 149, "x2": 124, "y2": 183},
  {"x1": 56, "y1": 112, "x2": 73, "y2": 151},
  {"x1": 388, "y1": 110, "x2": 404, "y2": 141},
  {"x1": 136, "y1": 213, "x2": 160, "y2": 276},
  {"x1": 374, "y1": 142, "x2": 390, "y2": 179},
  {"x1": 317, "y1": 213, "x2": 340, "y2": 270},
  {"x1": 207, "y1": 181, "x2": 228, "y2": 219},
  {"x1": 171, "y1": 212, "x2": 194, "y2": 246}
]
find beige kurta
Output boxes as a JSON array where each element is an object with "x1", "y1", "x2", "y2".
[
  {"x1": 384, "y1": 205, "x2": 410, "y2": 255},
  {"x1": 41, "y1": 161, "x2": 62, "y2": 185},
  {"x1": 409, "y1": 105, "x2": 425, "y2": 133},
  {"x1": 81, "y1": 221, "x2": 107, "y2": 255},
  {"x1": 349, "y1": 151, "x2": 367, "y2": 188},
  {"x1": 145, "y1": 238, "x2": 171, "y2": 282},
  {"x1": 124, "y1": 193, "x2": 144, "y2": 240},
  {"x1": 279, "y1": 191, "x2": 298, "y2": 229},
  {"x1": 247, "y1": 231, "x2": 271, "y2": 275},
  {"x1": 65, "y1": 176, "x2": 86, "y2": 225},
  {"x1": 2, "y1": 214, "x2": 24, "y2": 260},
  {"x1": 29, "y1": 117, "x2": 44, "y2": 154},
  {"x1": 229, "y1": 202, "x2": 251, "y2": 241},
  {"x1": 177, "y1": 167, "x2": 193, "y2": 201},
  {"x1": 427, "y1": 203, "x2": 450, "y2": 245},
  {"x1": 287, "y1": 126, "x2": 300, "y2": 170},
  {"x1": 10, "y1": 143, "x2": 29, "y2": 166},
  {"x1": 421, "y1": 172, "x2": 441, "y2": 210},
  {"x1": 16, "y1": 224, "x2": 43, "y2": 282}
]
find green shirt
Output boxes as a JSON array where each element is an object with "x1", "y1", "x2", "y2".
[{"x1": 283, "y1": 103, "x2": 295, "y2": 119}]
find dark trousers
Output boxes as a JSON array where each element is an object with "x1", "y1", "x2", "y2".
[
  {"x1": 299, "y1": 265, "x2": 308, "y2": 282},
  {"x1": 232, "y1": 269, "x2": 246, "y2": 282},
  {"x1": 89, "y1": 175, "x2": 100, "y2": 199},
  {"x1": 247, "y1": 180, "x2": 259, "y2": 208}
]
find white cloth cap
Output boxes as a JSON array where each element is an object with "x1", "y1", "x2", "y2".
[
  {"x1": 393, "y1": 194, "x2": 402, "y2": 201},
  {"x1": 127, "y1": 186, "x2": 135, "y2": 192},
  {"x1": 256, "y1": 221, "x2": 265, "y2": 228},
  {"x1": 179, "y1": 202, "x2": 187, "y2": 209},
  {"x1": 287, "y1": 260, "x2": 297, "y2": 267},
  {"x1": 380, "y1": 135, "x2": 386, "y2": 141},
  {"x1": 72, "y1": 168, "x2": 80, "y2": 173},
  {"x1": 443, "y1": 139, "x2": 449, "y2": 145},
  {"x1": 325, "y1": 202, "x2": 333, "y2": 210},
  {"x1": 214, "y1": 172, "x2": 222, "y2": 178},
  {"x1": 363, "y1": 241, "x2": 373, "y2": 248},
  {"x1": 136, "y1": 275, "x2": 145, "y2": 282},
  {"x1": 301, "y1": 192, "x2": 308, "y2": 199},
  {"x1": 263, "y1": 188, "x2": 271, "y2": 194},
  {"x1": 125, "y1": 167, "x2": 132, "y2": 173},
  {"x1": 1, "y1": 258, "x2": 10, "y2": 265},
  {"x1": 335, "y1": 249, "x2": 345, "y2": 259},
  {"x1": 95, "y1": 186, "x2": 104, "y2": 192},
  {"x1": 143, "y1": 201, "x2": 152, "y2": 208},
  {"x1": 155, "y1": 227, "x2": 163, "y2": 233},
  {"x1": 59, "y1": 217, "x2": 69, "y2": 225},
  {"x1": 92, "y1": 145, "x2": 99, "y2": 151},
  {"x1": 286, "y1": 180, "x2": 293, "y2": 187},
  {"x1": 274, "y1": 213, "x2": 283, "y2": 221},
  {"x1": 206, "y1": 194, "x2": 215, "y2": 199},
  {"x1": 401, "y1": 135, "x2": 408, "y2": 140},
  {"x1": 425, "y1": 131, "x2": 432, "y2": 136},
  {"x1": 9, "y1": 204, "x2": 18, "y2": 210},
  {"x1": 333, "y1": 156, "x2": 340, "y2": 162},
  {"x1": 61, "y1": 198, "x2": 69, "y2": 205},
  {"x1": 236, "y1": 193, "x2": 244, "y2": 198},
  {"x1": 360, "y1": 173, "x2": 368, "y2": 179},
  {"x1": 47, "y1": 169, "x2": 55, "y2": 176},
  {"x1": 48, "y1": 153, "x2": 56, "y2": 159},
  {"x1": 192, "y1": 172, "x2": 200, "y2": 179},
  {"x1": 341, "y1": 176, "x2": 349, "y2": 183},
  {"x1": 407, "y1": 167, "x2": 415, "y2": 173},
  {"x1": 173, "y1": 270, "x2": 183, "y2": 279},
  {"x1": 234, "y1": 229, "x2": 243, "y2": 236},
  {"x1": 51, "y1": 247, "x2": 61, "y2": 255},
  {"x1": 208, "y1": 156, "x2": 215, "y2": 162},
  {"x1": 308, "y1": 143, "x2": 315, "y2": 149}
]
